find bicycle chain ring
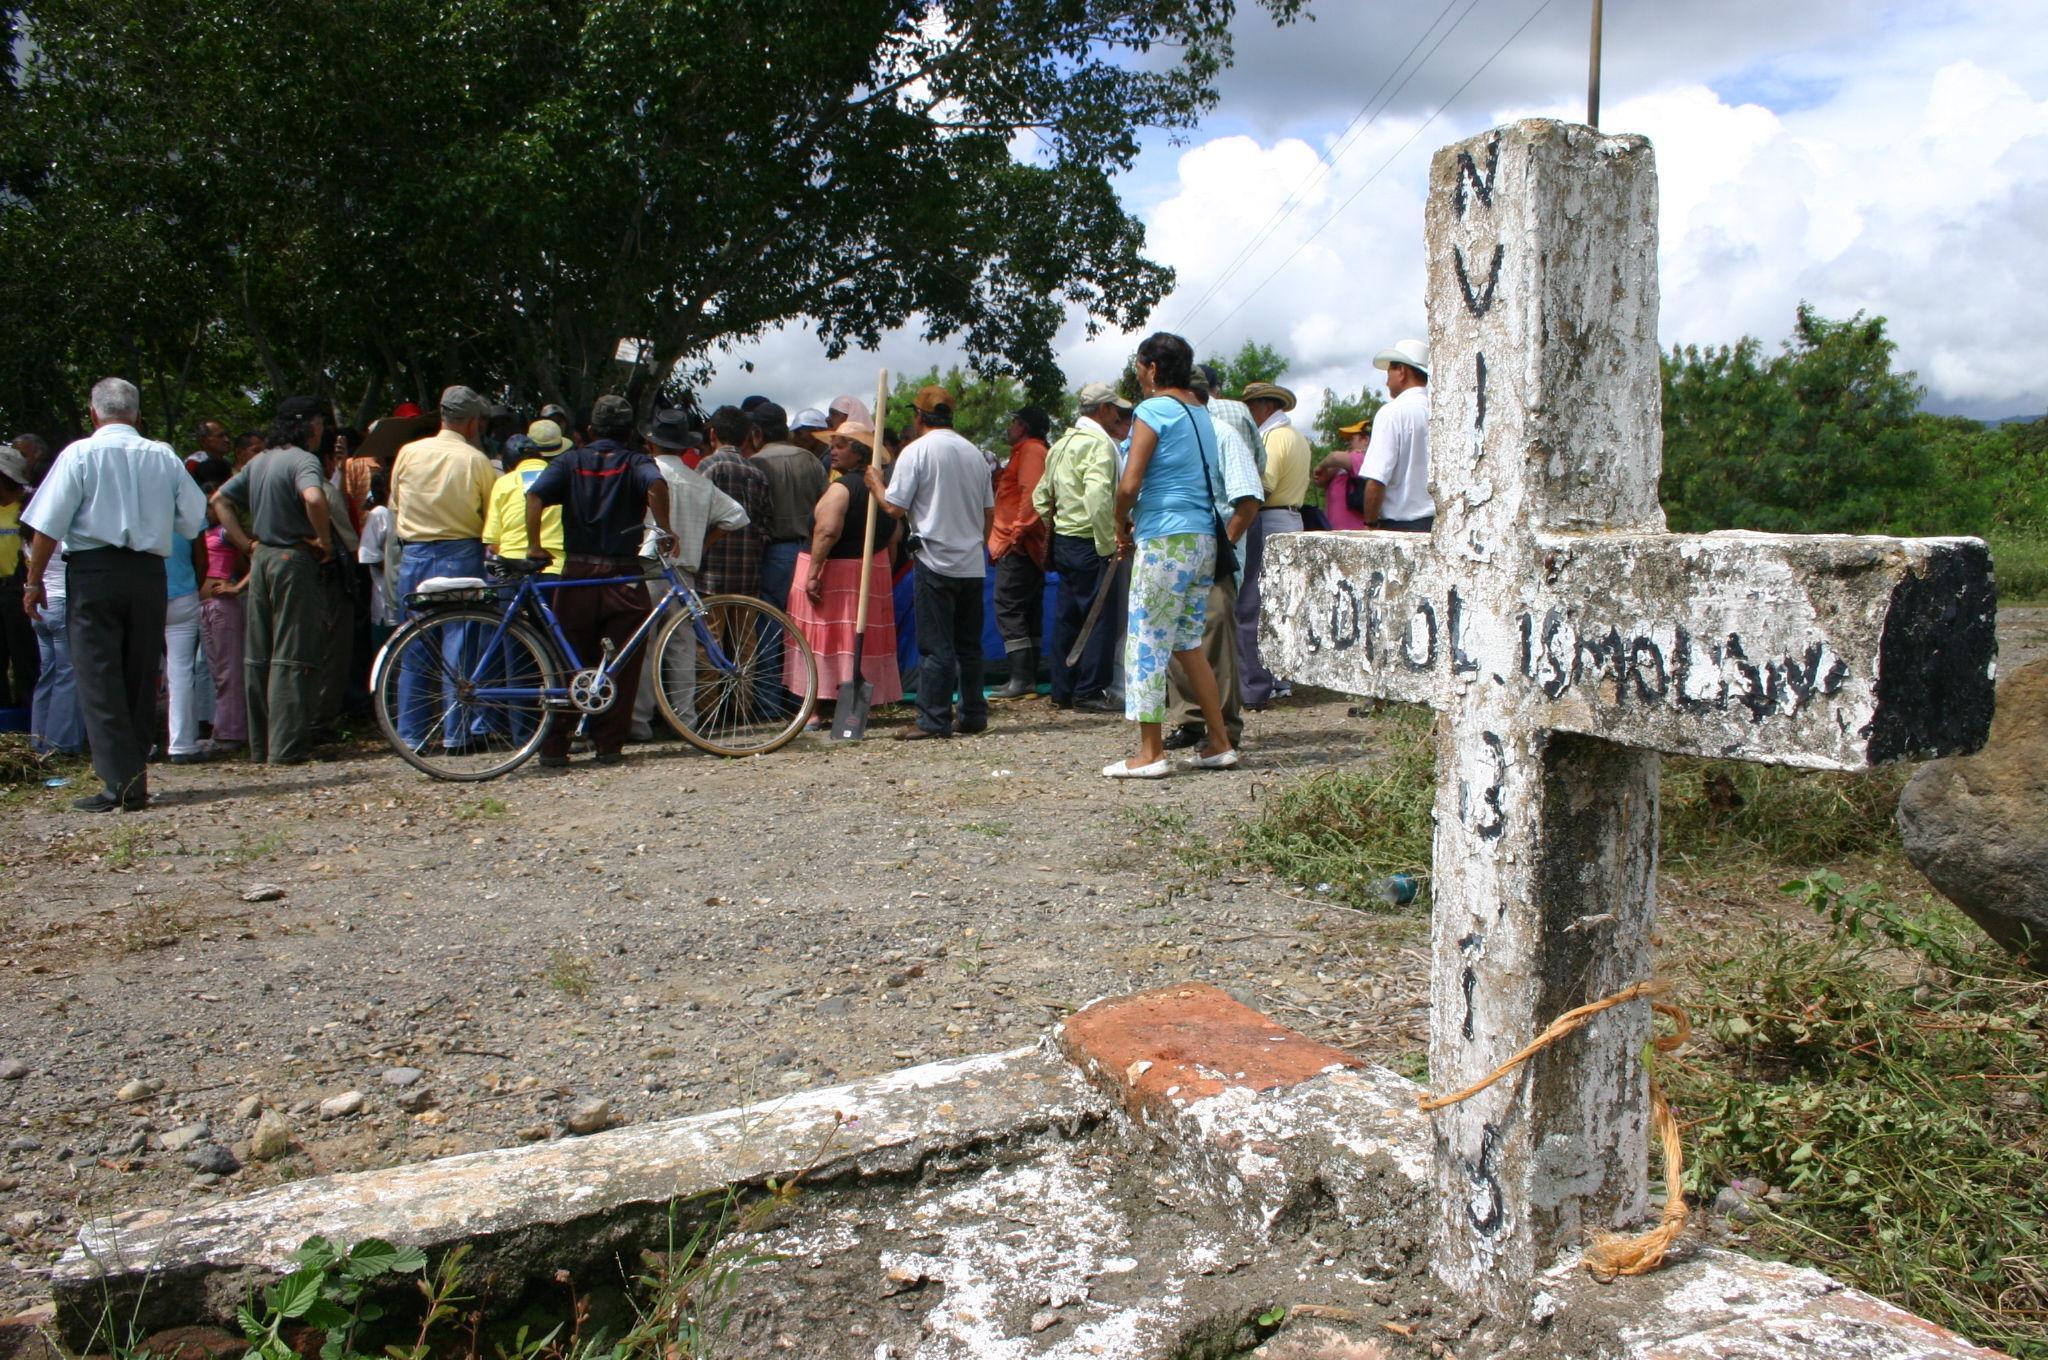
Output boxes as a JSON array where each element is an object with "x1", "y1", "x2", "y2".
[{"x1": 569, "y1": 668, "x2": 617, "y2": 713}]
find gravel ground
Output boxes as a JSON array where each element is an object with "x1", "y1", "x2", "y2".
[
  {"x1": 0, "y1": 689, "x2": 1429, "y2": 1318},
  {"x1": 1, "y1": 605, "x2": 2027, "y2": 1320}
]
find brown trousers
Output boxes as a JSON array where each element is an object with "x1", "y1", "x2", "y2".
[{"x1": 541, "y1": 559, "x2": 650, "y2": 758}]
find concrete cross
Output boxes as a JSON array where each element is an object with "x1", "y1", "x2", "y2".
[{"x1": 1262, "y1": 118, "x2": 1997, "y2": 1313}]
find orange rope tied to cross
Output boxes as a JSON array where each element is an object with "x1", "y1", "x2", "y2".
[{"x1": 1417, "y1": 979, "x2": 1695, "y2": 1278}]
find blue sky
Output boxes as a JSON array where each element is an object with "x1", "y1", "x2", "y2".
[{"x1": 715, "y1": 0, "x2": 2048, "y2": 426}]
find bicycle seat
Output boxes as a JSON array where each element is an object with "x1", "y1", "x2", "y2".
[
  {"x1": 486, "y1": 557, "x2": 544, "y2": 581},
  {"x1": 415, "y1": 576, "x2": 489, "y2": 593}
]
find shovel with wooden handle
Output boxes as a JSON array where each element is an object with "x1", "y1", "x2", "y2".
[{"x1": 832, "y1": 367, "x2": 892, "y2": 740}]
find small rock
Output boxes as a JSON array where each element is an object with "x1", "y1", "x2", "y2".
[
  {"x1": 10, "y1": 1211, "x2": 43, "y2": 1232},
  {"x1": 319, "y1": 1091, "x2": 366, "y2": 1120},
  {"x1": 189, "y1": 1173, "x2": 220, "y2": 1188},
  {"x1": 816, "y1": 996, "x2": 851, "y2": 1018},
  {"x1": 776, "y1": 1071, "x2": 809, "y2": 1086},
  {"x1": 249, "y1": 1111, "x2": 291, "y2": 1161},
  {"x1": 381, "y1": 1067, "x2": 424, "y2": 1088},
  {"x1": 232, "y1": 1095, "x2": 264, "y2": 1122},
  {"x1": 564, "y1": 1097, "x2": 611, "y2": 1135},
  {"x1": 116, "y1": 1079, "x2": 155, "y2": 1102},
  {"x1": 641, "y1": 1074, "x2": 665, "y2": 1093},
  {"x1": 184, "y1": 1145, "x2": 240, "y2": 1176},
  {"x1": 6, "y1": 1138, "x2": 41, "y2": 1154},
  {"x1": 1029, "y1": 1310, "x2": 1063, "y2": 1334},
  {"x1": 160, "y1": 1123, "x2": 210, "y2": 1153},
  {"x1": 1713, "y1": 1185, "x2": 1761, "y2": 1223},
  {"x1": 1248, "y1": 1325, "x2": 1390, "y2": 1359},
  {"x1": 241, "y1": 884, "x2": 288, "y2": 902},
  {"x1": 395, "y1": 1087, "x2": 437, "y2": 1114},
  {"x1": 516, "y1": 1124, "x2": 551, "y2": 1142},
  {"x1": 746, "y1": 987, "x2": 798, "y2": 1007},
  {"x1": 0, "y1": 1060, "x2": 27, "y2": 1081}
]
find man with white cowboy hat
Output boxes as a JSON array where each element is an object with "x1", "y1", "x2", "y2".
[
  {"x1": 1236, "y1": 379, "x2": 1312, "y2": 710},
  {"x1": 1354, "y1": 338, "x2": 1433, "y2": 532}
]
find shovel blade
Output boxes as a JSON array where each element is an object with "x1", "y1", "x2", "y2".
[{"x1": 832, "y1": 679, "x2": 876, "y2": 740}]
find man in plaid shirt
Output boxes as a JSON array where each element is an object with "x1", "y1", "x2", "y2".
[{"x1": 696, "y1": 405, "x2": 770, "y2": 599}]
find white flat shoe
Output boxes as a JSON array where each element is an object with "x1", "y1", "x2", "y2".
[
  {"x1": 1102, "y1": 758, "x2": 1171, "y2": 779},
  {"x1": 1182, "y1": 748, "x2": 1240, "y2": 770}
]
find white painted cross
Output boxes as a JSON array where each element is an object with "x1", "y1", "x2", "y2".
[{"x1": 1261, "y1": 119, "x2": 1997, "y2": 1312}]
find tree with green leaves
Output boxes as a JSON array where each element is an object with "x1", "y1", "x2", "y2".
[
  {"x1": 1200, "y1": 338, "x2": 1291, "y2": 398},
  {"x1": 1311, "y1": 386, "x2": 1384, "y2": 449},
  {"x1": 0, "y1": 0, "x2": 1304, "y2": 439},
  {"x1": 1661, "y1": 305, "x2": 1932, "y2": 535}
]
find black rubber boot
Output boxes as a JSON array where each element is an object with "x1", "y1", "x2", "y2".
[{"x1": 996, "y1": 646, "x2": 1038, "y2": 699}]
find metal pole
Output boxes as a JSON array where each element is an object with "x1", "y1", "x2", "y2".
[{"x1": 1587, "y1": 0, "x2": 1604, "y2": 127}]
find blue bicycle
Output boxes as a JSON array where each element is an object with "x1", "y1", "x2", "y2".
[{"x1": 370, "y1": 556, "x2": 818, "y2": 780}]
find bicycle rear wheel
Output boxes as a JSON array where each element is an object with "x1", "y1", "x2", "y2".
[
  {"x1": 372, "y1": 608, "x2": 563, "y2": 780},
  {"x1": 653, "y1": 595, "x2": 816, "y2": 757}
]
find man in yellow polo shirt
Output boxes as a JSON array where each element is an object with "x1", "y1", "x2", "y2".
[
  {"x1": 1238, "y1": 382, "x2": 1312, "y2": 708},
  {"x1": 482, "y1": 419, "x2": 569, "y2": 573},
  {"x1": 389, "y1": 385, "x2": 499, "y2": 749}
]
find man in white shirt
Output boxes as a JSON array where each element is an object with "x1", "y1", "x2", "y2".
[
  {"x1": 22, "y1": 377, "x2": 207, "y2": 811},
  {"x1": 1360, "y1": 338, "x2": 1434, "y2": 531},
  {"x1": 633, "y1": 409, "x2": 749, "y2": 739},
  {"x1": 866, "y1": 385, "x2": 996, "y2": 740}
]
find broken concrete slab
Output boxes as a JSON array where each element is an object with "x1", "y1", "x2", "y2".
[
  {"x1": 51, "y1": 1046, "x2": 1108, "y2": 1349},
  {"x1": 48, "y1": 985, "x2": 2013, "y2": 1359}
]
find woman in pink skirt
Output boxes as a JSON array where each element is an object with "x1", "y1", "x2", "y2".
[
  {"x1": 786, "y1": 423, "x2": 901, "y2": 717},
  {"x1": 198, "y1": 521, "x2": 250, "y2": 750}
]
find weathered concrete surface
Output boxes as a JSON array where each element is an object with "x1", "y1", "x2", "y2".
[
  {"x1": 1059, "y1": 984, "x2": 1428, "y2": 1253},
  {"x1": 1899, "y1": 657, "x2": 2048, "y2": 968},
  {"x1": 50, "y1": 1047, "x2": 1107, "y2": 1348},
  {"x1": 1264, "y1": 530, "x2": 1997, "y2": 771},
  {"x1": 49, "y1": 986, "x2": 2010, "y2": 1359},
  {"x1": 1257, "y1": 117, "x2": 1998, "y2": 1313}
]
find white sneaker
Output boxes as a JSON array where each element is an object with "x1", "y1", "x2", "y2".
[
  {"x1": 1102, "y1": 758, "x2": 1171, "y2": 780},
  {"x1": 1181, "y1": 748, "x2": 1239, "y2": 770}
]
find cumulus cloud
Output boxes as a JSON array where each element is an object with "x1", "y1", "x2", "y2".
[{"x1": 712, "y1": 0, "x2": 2048, "y2": 424}]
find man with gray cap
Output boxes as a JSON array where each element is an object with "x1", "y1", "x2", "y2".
[
  {"x1": 748, "y1": 402, "x2": 827, "y2": 665},
  {"x1": 211, "y1": 395, "x2": 337, "y2": 764},
  {"x1": 389, "y1": 385, "x2": 500, "y2": 749},
  {"x1": 1033, "y1": 383, "x2": 1127, "y2": 708}
]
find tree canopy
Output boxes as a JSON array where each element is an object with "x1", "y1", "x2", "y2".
[{"x1": 0, "y1": 0, "x2": 1302, "y2": 437}]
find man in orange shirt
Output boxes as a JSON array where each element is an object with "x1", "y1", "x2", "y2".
[{"x1": 990, "y1": 405, "x2": 1050, "y2": 699}]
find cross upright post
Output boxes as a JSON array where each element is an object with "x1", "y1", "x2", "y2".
[{"x1": 1261, "y1": 118, "x2": 1996, "y2": 1314}]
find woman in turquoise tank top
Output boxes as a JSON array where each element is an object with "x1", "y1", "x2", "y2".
[{"x1": 1104, "y1": 332, "x2": 1237, "y2": 780}]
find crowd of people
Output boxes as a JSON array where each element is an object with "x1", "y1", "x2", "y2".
[{"x1": 0, "y1": 329, "x2": 1435, "y2": 809}]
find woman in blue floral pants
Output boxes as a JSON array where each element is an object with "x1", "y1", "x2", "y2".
[{"x1": 1107, "y1": 333, "x2": 1237, "y2": 779}]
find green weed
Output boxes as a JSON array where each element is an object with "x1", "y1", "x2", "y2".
[
  {"x1": 544, "y1": 948, "x2": 596, "y2": 999},
  {"x1": 1661, "y1": 759, "x2": 1905, "y2": 873},
  {"x1": 1988, "y1": 531, "x2": 2048, "y2": 604},
  {"x1": 1665, "y1": 882, "x2": 2048, "y2": 1357},
  {"x1": 219, "y1": 830, "x2": 287, "y2": 865},
  {"x1": 958, "y1": 820, "x2": 1010, "y2": 837},
  {"x1": 460, "y1": 796, "x2": 509, "y2": 820},
  {"x1": 1219, "y1": 705, "x2": 1435, "y2": 908}
]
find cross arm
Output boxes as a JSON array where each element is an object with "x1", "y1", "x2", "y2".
[{"x1": 1261, "y1": 529, "x2": 1996, "y2": 770}]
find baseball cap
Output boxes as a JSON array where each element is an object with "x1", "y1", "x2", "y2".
[
  {"x1": 277, "y1": 395, "x2": 324, "y2": 421},
  {"x1": 1337, "y1": 419, "x2": 1371, "y2": 437},
  {"x1": 914, "y1": 385, "x2": 954, "y2": 415},
  {"x1": 0, "y1": 446, "x2": 29, "y2": 486},
  {"x1": 438, "y1": 385, "x2": 491, "y2": 420},
  {"x1": 1075, "y1": 381, "x2": 1132, "y2": 412},
  {"x1": 791, "y1": 407, "x2": 830, "y2": 433}
]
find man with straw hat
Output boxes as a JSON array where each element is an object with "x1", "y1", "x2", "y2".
[{"x1": 1235, "y1": 380, "x2": 1311, "y2": 710}]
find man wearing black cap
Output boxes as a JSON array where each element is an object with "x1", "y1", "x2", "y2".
[
  {"x1": 524, "y1": 394, "x2": 672, "y2": 766},
  {"x1": 990, "y1": 405, "x2": 1050, "y2": 699},
  {"x1": 210, "y1": 395, "x2": 335, "y2": 765}
]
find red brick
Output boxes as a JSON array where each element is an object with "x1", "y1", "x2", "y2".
[{"x1": 1058, "y1": 982, "x2": 1364, "y2": 1120}]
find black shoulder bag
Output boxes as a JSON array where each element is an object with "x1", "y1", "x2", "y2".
[{"x1": 1168, "y1": 397, "x2": 1238, "y2": 580}]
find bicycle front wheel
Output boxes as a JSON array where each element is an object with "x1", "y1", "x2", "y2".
[
  {"x1": 372, "y1": 609, "x2": 563, "y2": 780},
  {"x1": 653, "y1": 595, "x2": 816, "y2": 757}
]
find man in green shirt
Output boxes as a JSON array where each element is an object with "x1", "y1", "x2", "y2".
[{"x1": 1033, "y1": 381, "x2": 1128, "y2": 709}]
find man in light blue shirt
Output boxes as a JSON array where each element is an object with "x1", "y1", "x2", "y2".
[{"x1": 23, "y1": 378, "x2": 206, "y2": 812}]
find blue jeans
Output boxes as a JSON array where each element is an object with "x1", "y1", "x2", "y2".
[
  {"x1": 1048, "y1": 534, "x2": 1114, "y2": 703},
  {"x1": 30, "y1": 600, "x2": 84, "y2": 754},
  {"x1": 756, "y1": 539, "x2": 804, "y2": 721},
  {"x1": 395, "y1": 539, "x2": 485, "y2": 746},
  {"x1": 912, "y1": 562, "x2": 987, "y2": 734}
]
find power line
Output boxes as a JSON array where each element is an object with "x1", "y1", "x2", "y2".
[
  {"x1": 1192, "y1": 0, "x2": 1561, "y2": 352},
  {"x1": 1166, "y1": 0, "x2": 1471, "y2": 335}
]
